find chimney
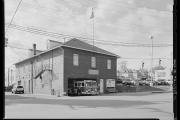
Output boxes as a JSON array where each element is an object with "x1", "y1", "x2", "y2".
[
  {"x1": 142, "y1": 62, "x2": 144, "y2": 69},
  {"x1": 33, "y1": 43, "x2": 36, "y2": 56},
  {"x1": 159, "y1": 59, "x2": 161, "y2": 66}
]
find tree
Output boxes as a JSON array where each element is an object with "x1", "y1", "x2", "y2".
[{"x1": 119, "y1": 61, "x2": 128, "y2": 72}]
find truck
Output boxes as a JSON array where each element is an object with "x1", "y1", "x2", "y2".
[{"x1": 68, "y1": 80, "x2": 99, "y2": 96}]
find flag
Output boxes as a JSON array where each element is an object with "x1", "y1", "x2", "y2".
[{"x1": 90, "y1": 8, "x2": 94, "y2": 19}]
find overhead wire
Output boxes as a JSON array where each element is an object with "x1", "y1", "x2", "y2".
[
  {"x1": 5, "y1": 0, "x2": 23, "y2": 35},
  {"x1": 5, "y1": 23, "x2": 173, "y2": 47}
]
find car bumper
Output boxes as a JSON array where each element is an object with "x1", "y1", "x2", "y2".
[{"x1": 15, "y1": 90, "x2": 24, "y2": 93}]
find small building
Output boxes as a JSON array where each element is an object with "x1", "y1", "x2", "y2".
[
  {"x1": 153, "y1": 67, "x2": 171, "y2": 81},
  {"x1": 137, "y1": 69, "x2": 149, "y2": 80},
  {"x1": 15, "y1": 38, "x2": 119, "y2": 96}
]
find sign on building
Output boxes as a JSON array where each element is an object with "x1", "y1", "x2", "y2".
[
  {"x1": 106, "y1": 79, "x2": 115, "y2": 87},
  {"x1": 88, "y1": 69, "x2": 99, "y2": 75}
]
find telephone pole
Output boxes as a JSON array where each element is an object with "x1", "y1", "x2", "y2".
[
  {"x1": 149, "y1": 35, "x2": 154, "y2": 86},
  {"x1": 11, "y1": 69, "x2": 13, "y2": 85},
  {"x1": 8, "y1": 68, "x2": 10, "y2": 87}
]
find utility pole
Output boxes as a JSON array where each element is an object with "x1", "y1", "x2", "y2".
[
  {"x1": 149, "y1": 35, "x2": 154, "y2": 86},
  {"x1": 11, "y1": 69, "x2": 13, "y2": 86},
  {"x1": 142, "y1": 62, "x2": 144, "y2": 69},
  {"x1": 31, "y1": 43, "x2": 36, "y2": 94},
  {"x1": 31, "y1": 61, "x2": 33, "y2": 94},
  {"x1": 8, "y1": 68, "x2": 10, "y2": 87}
]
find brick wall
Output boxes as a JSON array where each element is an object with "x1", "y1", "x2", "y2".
[{"x1": 63, "y1": 47, "x2": 117, "y2": 93}]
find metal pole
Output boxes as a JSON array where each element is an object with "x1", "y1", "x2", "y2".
[
  {"x1": 8, "y1": 68, "x2": 9, "y2": 87},
  {"x1": 31, "y1": 61, "x2": 33, "y2": 93},
  {"x1": 151, "y1": 36, "x2": 153, "y2": 86},
  {"x1": 93, "y1": 12, "x2": 94, "y2": 50},
  {"x1": 11, "y1": 69, "x2": 13, "y2": 86}
]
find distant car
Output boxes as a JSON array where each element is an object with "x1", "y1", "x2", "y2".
[
  {"x1": 166, "y1": 79, "x2": 173, "y2": 85},
  {"x1": 122, "y1": 79, "x2": 135, "y2": 86},
  {"x1": 12, "y1": 86, "x2": 24, "y2": 94},
  {"x1": 157, "y1": 79, "x2": 168, "y2": 85},
  {"x1": 138, "y1": 80, "x2": 149, "y2": 86}
]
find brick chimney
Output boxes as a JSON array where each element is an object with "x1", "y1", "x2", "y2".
[
  {"x1": 159, "y1": 59, "x2": 161, "y2": 66},
  {"x1": 33, "y1": 43, "x2": 36, "y2": 56},
  {"x1": 142, "y1": 62, "x2": 144, "y2": 69}
]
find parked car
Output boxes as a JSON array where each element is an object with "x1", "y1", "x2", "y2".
[
  {"x1": 157, "y1": 79, "x2": 169, "y2": 85},
  {"x1": 116, "y1": 79, "x2": 123, "y2": 85},
  {"x1": 122, "y1": 79, "x2": 135, "y2": 86},
  {"x1": 166, "y1": 79, "x2": 173, "y2": 85},
  {"x1": 12, "y1": 85, "x2": 24, "y2": 94},
  {"x1": 138, "y1": 80, "x2": 149, "y2": 86}
]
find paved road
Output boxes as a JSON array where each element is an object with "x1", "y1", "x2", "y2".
[{"x1": 5, "y1": 92, "x2": 174, "y2": 119}]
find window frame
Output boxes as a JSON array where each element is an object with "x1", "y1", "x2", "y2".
[
  {"x1": 73, "y1": 54, "x2": 79, "y2": 66},
  {"x1": 107, "y1": 59, "x2": 111, "y2": 69},
  {"x1": 91, "y1": 56, "x2": 96, "y2": 68}
]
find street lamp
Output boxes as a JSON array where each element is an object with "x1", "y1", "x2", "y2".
[{"x1": 149, "y1": 35, "x2": 154, "y2": 86}]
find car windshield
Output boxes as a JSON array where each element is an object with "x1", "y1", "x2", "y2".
[
  {"x1": 17, "y1": 86, "x2": 23, "y2": 88},
  {"x1": 86, "y1": 82, "x2": 92, "y2": 87}
]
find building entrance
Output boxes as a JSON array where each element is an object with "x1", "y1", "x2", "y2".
[{"x1": 68, "y1": 78, "x2": 99, "y2": 96}]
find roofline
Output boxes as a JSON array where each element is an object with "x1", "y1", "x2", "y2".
[
  {"x1": 61, "y1": 45, "x2": 120, "y2": 58},
  {"x1": 15, "y1": 46, "x2": 62, "y2": 65},
  {"x1": 15, "y1": 44, "x2": 120, "y2": 65}
]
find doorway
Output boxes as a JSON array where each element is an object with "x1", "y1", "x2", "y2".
[{"x1": 100, "y1": 79, "x2": 104, "y2": 93}]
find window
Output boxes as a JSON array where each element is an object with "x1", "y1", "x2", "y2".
[
  {"x1": 106, "y1": 79, "x2": 115, "y2": 87},
  {"x1": 73, "y1": 54, "x2": 79, "y2": 66},
  {"x1": 107, "y1": 59, "x2": 111, "y2": 69},
  {"x1": 91, "y1": 57, "x2": 96, "y2": 68},
  {"x1": 74, "y1": 83, "x2": 77, "y2": 87},
  {"x1": 78, "y1": 82, "x2": 81, "y2": 87}
]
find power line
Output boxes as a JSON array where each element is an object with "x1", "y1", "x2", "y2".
[
  {"x1": 121, "y1": 57, "x2": 172, "y2": 60},
  {"x1": 5, "y1": 0, "x2": 23, "y2": 35},
  {"x1": 6, "y1": 43, "x2": 172, "y2": 61},
  {"x1": 7, "y1": 44, "x2": 30, "y2": 51},
  {"x1": 5, "y1": 23, "x2": 173, "y2": 47}
]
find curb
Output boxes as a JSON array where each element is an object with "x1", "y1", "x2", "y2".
[{"x1": 151, "y1": 91, "x2": 173, "y2": 93}]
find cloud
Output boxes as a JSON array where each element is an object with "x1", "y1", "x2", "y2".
[
  {"x1": 5, "y1": 0, "x2": 173, "y2": 70},
  {"x1": 95, "y1": 0, "x2": 136, "y2": 23}
]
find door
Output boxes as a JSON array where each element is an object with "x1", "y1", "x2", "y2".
[
  {"x1": 100, "y1": 79, "x2": 104, "y2": 93},
  {"x1": 29, "y1": 80, "x2": 31, "y2": 93}
]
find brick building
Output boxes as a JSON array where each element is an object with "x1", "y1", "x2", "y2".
[{"x1": 15, "y1": 38, "x2": 119, "y2": 96}]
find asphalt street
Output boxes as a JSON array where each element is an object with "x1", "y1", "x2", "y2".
[{"x1": 5, "y1": 92, "x2": 174, "y2": 119}]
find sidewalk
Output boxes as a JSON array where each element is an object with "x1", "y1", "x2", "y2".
[{"x1": 15, "y1": 90, "x2": 172, "y2": 101}]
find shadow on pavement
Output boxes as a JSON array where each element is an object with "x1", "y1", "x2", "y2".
[
  {"x1": 138, "y1": 107, "x2": 173, "y2": 115},
  {"x1": 5, "y1": 94, "x2": 157, "y2": 109}
]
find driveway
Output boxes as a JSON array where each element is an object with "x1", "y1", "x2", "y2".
[{"x1": 5, "y1": 92, "x2": 174, "y2": 119}]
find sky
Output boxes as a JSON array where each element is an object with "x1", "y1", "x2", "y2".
[{"x1": 5, "y1": 0, "x2": 173, "y2": 75}]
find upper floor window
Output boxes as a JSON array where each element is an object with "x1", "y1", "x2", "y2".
[
  {"x1": 91, "y1": 56, "x2": 96, "y2": 68},
  {"x1": 107, "y1": 59, "x2": 111, "y2": 69},
  {"x1": 73, "y1": 54, "x2": 79, "y2": 66}
]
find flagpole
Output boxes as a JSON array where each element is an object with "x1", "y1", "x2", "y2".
[
  {"x1": 92, "y1": 8, "x2": 95, "y2": 51},
  {"x1": 93, "y1": 12, "x2": 94, "y2": 51}
]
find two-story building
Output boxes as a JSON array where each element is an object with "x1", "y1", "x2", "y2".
[{"x1": 15, "y1": 38, "x2": 119, "y2": 96}]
